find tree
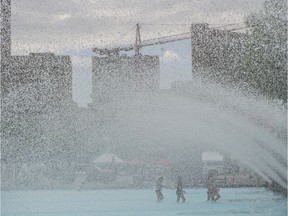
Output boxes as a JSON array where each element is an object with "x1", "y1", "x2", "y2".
[{"x1": 244, "y1": 0, "x2": 287, "y2": 104}]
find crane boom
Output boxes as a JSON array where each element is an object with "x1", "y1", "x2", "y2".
[
  {"x1": 141, "y1": 32, "x2": 191, "y2": 47},
  {"x1": 92, "y1": 46, "x2": 133, "y2": 55}
]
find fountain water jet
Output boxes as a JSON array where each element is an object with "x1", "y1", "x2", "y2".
[{"x1": 102, "y1": 78, "x2": 287, "y2": 189}]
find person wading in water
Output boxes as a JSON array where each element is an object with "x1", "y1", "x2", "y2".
[
  {"x1": 155, "y1": 176, "x2": 165, "y2": 202},
  {"x1": 176, "y1": 175, "x2": 186, "y2": 202}
]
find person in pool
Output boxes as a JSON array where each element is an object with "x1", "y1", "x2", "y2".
[
  {"x1": 207, "y1": 176, "x2": 221, "y2": 201},
  {"x1": 176, "y1": 175, "x2": 186, "y2": 202},
  {"x1": 155, "y1": 176, "x2": 165, "y2": 201}
]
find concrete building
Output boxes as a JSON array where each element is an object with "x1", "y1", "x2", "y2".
[
  {"x1": 1, "y1": 0, "x2": 75, "y2": 167},
  {"x1": 191, "y1": 23, "x2": 247, "y2": 83},
  {"x1": 1, "y1": 0, "x2": 11, "y2": 59},
  {"x1": 1, "y1": 0, "x2": 73, "y2": 109},
  {"x1": 90, "y1": 55, "x2": 159, "y2": 104},
  {"x1": 2, "y1": 53, "x2": 72, "y2": 108}
]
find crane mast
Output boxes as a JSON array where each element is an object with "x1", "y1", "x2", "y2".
[
  {"x1": 134, "y1": 23, "x2": 141, "y2": 57},
  {"x1": 134, "y1": 23, "x2": 142, "y2": 83}
]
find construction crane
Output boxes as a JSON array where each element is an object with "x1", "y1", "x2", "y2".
[
  {"x1": 92, "y1": 23, "x2": 192, "y2": 84},
  {"x1": 92, "y1": 22, "x2": 248, "y2": 56},
  {"x1": 91, "y1": 23, "x2": 248, "y2": 88},
  {"x1": 92, "y1": 23, "x2": 191, "y2": 57}
]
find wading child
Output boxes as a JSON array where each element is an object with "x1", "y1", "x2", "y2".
[
  {"x1": 207, "y1": 176, "x2": 221, "y2": 201},
  {"x1": 176, "y1": 175, "x2": 186, "y2": 202},
  {"x1": 155, "y1": 176, "x2": 165, "y2": 201}
]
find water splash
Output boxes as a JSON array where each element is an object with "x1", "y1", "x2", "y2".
[{"x1": 103, "y1": 78, "x2": 287, "y2": 188}]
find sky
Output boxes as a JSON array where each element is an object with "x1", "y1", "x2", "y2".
[{"x1": 10, "y1": 0, "x2": 265, "y2": 106}]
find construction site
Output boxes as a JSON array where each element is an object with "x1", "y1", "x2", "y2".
[
  {"x1": 90, "y1": 22, "x2": 247, "y2": 104},
  {"x1": 3, "y1": 0, "x2": 285, "y2": 195}
]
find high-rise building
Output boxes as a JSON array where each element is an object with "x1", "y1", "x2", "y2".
[
  {"x1": 1, "y1": 0, "x2": 73, "y2": 108},
  {"x1": 191, "y1": 23, "x2": 247, "y2": 83},
  {"x1": 1, "y1": 0, "x2": 75, "y2": 166},
  {"x1": 90, "y1": 55, "x2": 159, "y2": 104},
  {"x1": 1, "y1": 0, "x2": 11, "y2": 59}
]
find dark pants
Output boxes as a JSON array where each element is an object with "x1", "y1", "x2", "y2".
[
  {"x1": 176, "y1": 189, "x2": 185, "y2": 202},
  {"x1": 207, "y1": 187, "x2": 220, "y2": 201},
  {"x1": 155, "y1": 190, "x2": 164, "y2": 201}
]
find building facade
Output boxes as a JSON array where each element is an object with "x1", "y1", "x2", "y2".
[
  {"x1": 91, "y1": 55, "x2": 160, "y2": 104},
  {"x1": 1, "y1": 0, "x2": 73, "y2": 108},
  {"x1": 1, "y1": 0, "x2": 75, "y2": 167},
  {"x1": 191, "y1": 23, "x2": 247, "y2": 83}
]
